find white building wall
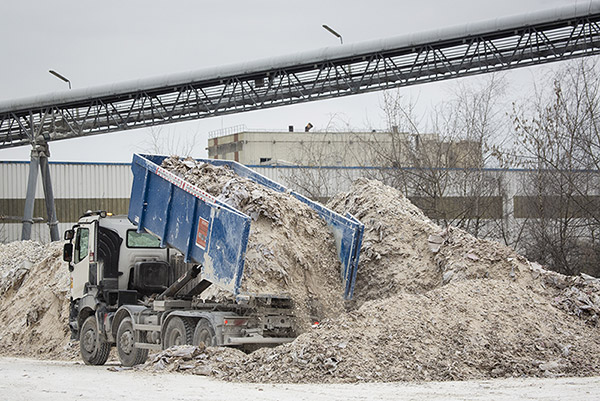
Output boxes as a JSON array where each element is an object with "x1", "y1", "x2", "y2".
[
  {"x1": 0, "y1": 161, "x2": 132, "y2": 199},
  {"x1": 3, "y1": 160, "x2": 595, "y2": 247},
  {"x1": 1, "y1": 161, "x2": 132, "y2": 243}
]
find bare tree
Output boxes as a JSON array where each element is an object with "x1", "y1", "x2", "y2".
[
  {"x1": 513, "y1": 58, "x2": 600, "y2": 276},
  {"x1": 280, "y1": 115, "x2": 361, "y2": 201},
  {"x1": 277, "y1": 76, "x2": 521, "y2": 248},
  {"x1": 140, "y1": 126, "x2": 200, "y2": 157},
  {"x1": 363, "y1": 75, "x2": 513, "y2": 242}
]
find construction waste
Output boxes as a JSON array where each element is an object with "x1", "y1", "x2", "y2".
[
  {"x1": 160, "y1": 156, "x2": 345, "y2": 330},
  {"x1": 0, "y1": 241, "x2": 77, "y2": 359},
  {"x1": 1, "y1": 167, "x2": 599, "y2": 382}
]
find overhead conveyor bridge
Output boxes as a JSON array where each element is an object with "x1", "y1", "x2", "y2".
[
  {"x1": 1, "y1": 2, "x2": 600, "y2": 149},
  {"x1": 1, "y1": 2, "x2": 599, "y2": 241}
]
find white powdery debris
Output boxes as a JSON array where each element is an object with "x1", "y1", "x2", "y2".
[
  {"x1": 139, "y1": 173, "x2": 600, "y2": 385},
  {"x1": 3, "y1": 175, "x2": 600, "y2": 383},
  {"x1": 0, "y1": 240, "x2": 75, "y2": 360},
  {"x1": 0, "y1": 241, "x2": 49, "y2": 296},
  {"x1": 161, "y1": 156, "x2": 345, "y2": 330}
]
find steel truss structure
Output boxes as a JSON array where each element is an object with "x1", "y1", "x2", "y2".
[
  {"x1": 2, "y1": 3, "x2": 600, "y2": 242},
  {"x1": 1, "y1": 7, "x2": 600, "y2": 149}
]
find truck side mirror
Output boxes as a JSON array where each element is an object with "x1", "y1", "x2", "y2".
[
  {"x1": 64, "y1": 229, "x2": 74, "y2": 240},
  {"x1": 63, "y1": 243, "x2": 73, "y2": 263}
]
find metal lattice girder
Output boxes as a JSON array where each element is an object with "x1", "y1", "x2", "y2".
[{"x1": 1, "y1": 3, "x2": 600, "y2": 149}]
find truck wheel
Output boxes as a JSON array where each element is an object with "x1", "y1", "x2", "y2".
[
  {"x1": 116, "y1": 317, "x2": 148, "y2": 367},
  {"x1": 164, "y1": 317, "x2": 193, "y2": 348},
  {"x1": 193, "y1": 318, "x2": 216, "y2": 347},
  {"x1": 80, "y1": 316, "x2": 111, "y2": 365}
]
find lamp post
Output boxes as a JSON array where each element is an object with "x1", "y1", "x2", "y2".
[
  {"x1": 49, "y1": 69, "x2": 71, "y2": 89},
  {"x1": 322, "y1": 24, "x2": 343, "y2": 45}
]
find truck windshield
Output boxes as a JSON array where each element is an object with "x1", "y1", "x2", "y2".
[{"x1": 126, "y1": 230, "x2": 162, "y2": 248}]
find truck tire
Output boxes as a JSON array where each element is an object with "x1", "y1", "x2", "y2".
[
  {"x1": 80, "y1": 316, "x2": 111, "y2": 365},
  {"x1": 164, "y1": 317, "x2": 193, "y2": 348},
  {"x1": 116, "y1": 317, "x2": 148, "y2": 367},
  {"x1": 193, "y1": 318, "x2": 216, "y2": 347}
]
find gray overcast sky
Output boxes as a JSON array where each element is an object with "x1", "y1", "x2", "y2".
[{"x1": 0, "y1": 0, "x2": 588, "y2": 162}]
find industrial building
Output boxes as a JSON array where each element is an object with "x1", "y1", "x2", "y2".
[
  {"x1": 3, "y1": 155, "x2": 597, "y2": 248},
  {"x1": 207, "y1": 125, "x2": 482, "y2": 169},
  {"x1": 2, "y1": 124, "x2": 484, "y2": 243},
  {"x1": 0, "y1": 161, "x2": 132, "y2": 243}
]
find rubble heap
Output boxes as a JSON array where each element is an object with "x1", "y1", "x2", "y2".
[
  {"x1": 0, "y1": 241, "x2": 47, "y2": 297},
  {"x1": 141, "y1": 178, "x2": 600, "y2": 383},
  {"x1": 328, "y1": 179, "x2": 443, "y2": 303},
  {"x1": 0, "y1": 241, "x2": 75, "y2": 359},
  {"x1": 2, "y1": 170, "x2": 600, "y2": 383},
  {"x1": 161, "y1": 156, "x2": 345, "y2": 329}
]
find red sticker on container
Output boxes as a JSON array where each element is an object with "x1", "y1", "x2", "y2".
[{"x1": 196, "y1": 217, "x2": 210, "y2": 250}]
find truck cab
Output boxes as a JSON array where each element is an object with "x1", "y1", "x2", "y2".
[
  {"x1": 66, "y1": 211, "x2": 169, "y2": 304},
  {"x1": 68, "y1": 212, "x2": 168, "y2": 296},
  {"x1": 64, "y1": 212, "x2": 170, "y2": 344}
]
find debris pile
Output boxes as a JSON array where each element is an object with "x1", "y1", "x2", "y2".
[
  {"x1": 327, "y1": 179, "x2": 443, "y2": 303},
  {"x1": 135, "y1": 344, "x2": 245, "y2": 377},
  {"x1": 143, "y1": 279, "x2": 600, "y2": 382},
  {"x1": 2, "y1": 170, "x2": 600, "y2": 383},
  {"x1": 0, "y1": 241, "x2": 47, "y2": 297},
  {"x1": 140, "y1": 178, "x2": 600, "y2": 382},
  {"x1": 0, "y1": 241, "x2": 76, "y2": 359},
  {"x1": 531, "y1": 264, "x2": 600, "y2": 326},
  {"x1": 161, "y1": 156, "x2": 345, "y2": 329}
]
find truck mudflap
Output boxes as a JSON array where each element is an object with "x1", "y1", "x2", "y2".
[{"x1": 129, "y1": 154, "x2": 363, "y2": 300}]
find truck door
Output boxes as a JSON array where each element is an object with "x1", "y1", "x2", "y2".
[{"x1": 70, "y1": 222, "x2": 97, "y2": 299}]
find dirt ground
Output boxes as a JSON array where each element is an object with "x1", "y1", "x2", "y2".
[{"x1": 1, "y1": 357, "x2": 599, "y2": 401}]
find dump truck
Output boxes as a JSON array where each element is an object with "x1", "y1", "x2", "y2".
[{"x1": 63, "y1": 154, "x2": 363, "y2": 366}]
